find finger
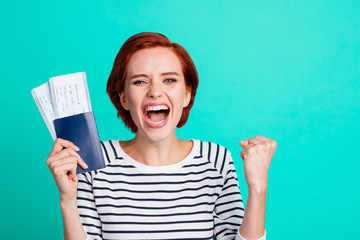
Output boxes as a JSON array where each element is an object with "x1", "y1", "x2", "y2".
[
  {"x1": 240, "y1": 151, "x2": 247, "y2": 161},
  {"x1": 48, "y1": 148, "x2": 79, "y2": 165},
  {"x1": 60, "y1": 148, "x2": 87, "y2": 169},
  {"x1": 71, "y1": 175, "x2": 78, "y2": 182},
  {"x1": 250, "y1": 136, "x2": 277, "y2": 149},
  {"x1": 254, "y1": 135, "x2": 269, "y2": 141},
  {"x1": 239, "y1": 139, "x2": 249, "y2": 147},
  {"x1": 49, "y1": 138, "x2": 80, "y2": 157},
  {"x1": 78, "y1": 157, "x2": 88, "y2": 169},
  {"x1": 48, "y1": 149, "x2": 88, "y2": 170},
  {"x1": 68, "y1": 171, "x2": 78, "y2": 182},
  {"x1": 51, "y1": 160, "x2": 78, "y2": 178},
  {"x1": 49, "y1": 156, "x2": 77, "y2": 169},
  {"x1": 247, "y1": 137, "x2": 263, "y2": 145},
  {"x1": 242, "y1": 143, "x2": 257, "y2": 151},
  {"x1": 63, "y1": 164, "x2": 78, "y2": 182},
  {"x1": 255, "y1": 136, "x2": 277, "y2": 149},
  {"x1": 56, "y1": 149, "x2": 88, "y2": 169},
  {"x1": 49, "y1": 156, "x2": 78, "y2": 175}
]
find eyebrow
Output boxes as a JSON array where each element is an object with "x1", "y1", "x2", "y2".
[
  {"x1": 161, "y1": 72, "x2": 180, "y2": 76},
  {"x1": 129, "y1": 72, "x2": 180, "y2": 80},
  {"x1": 129, "y1": 74, "x2": 148, "y2": 80}
]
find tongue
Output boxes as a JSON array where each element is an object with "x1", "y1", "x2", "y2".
[{"x1": 148, "y1": 111, "x2": 166, "y2": 123}]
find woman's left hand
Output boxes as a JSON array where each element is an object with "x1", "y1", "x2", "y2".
[{"x1": 239, "y1": 135, "x2": 277, "y2": 192}]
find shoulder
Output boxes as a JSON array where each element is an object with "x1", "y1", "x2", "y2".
[
  {"x1": 195, "y1": 140, "x2": 234, "y2": 178},
  {"x1": 100, "y1": 139, "x2": 123, "y2": 162}
]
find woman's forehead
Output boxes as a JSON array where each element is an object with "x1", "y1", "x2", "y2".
[{"x1": 127, "y1": 47, "x2": 183, "y2": 76}]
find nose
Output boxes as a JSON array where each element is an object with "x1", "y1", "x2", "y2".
[{"x1": 147, "y1": 81, "x2": 163, "y2": 98}]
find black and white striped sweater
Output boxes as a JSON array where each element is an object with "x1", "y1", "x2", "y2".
[{"x1": 77, "y1": 139, "x2": 248, "y2": 240}]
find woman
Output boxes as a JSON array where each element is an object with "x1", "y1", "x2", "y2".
[{"x1": 47, "y1": 32, "x2": 276, "y2": 240}]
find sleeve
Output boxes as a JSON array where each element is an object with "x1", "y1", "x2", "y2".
[
  {"x1": 212, "y1": 151, "x2": 267, "y2": 240},
  {"x1": 213, "y1": 152, "x2": 245, "y2": 239},
  {"x1": 77, "y1": 172, "x2": 103, "y2": 240},
  {"x1": 236, "y1": 230, "x2": 266, "y2": 240}
]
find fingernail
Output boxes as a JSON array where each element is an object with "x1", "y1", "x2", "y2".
[
  {"x1": 74, "y1": 145, "x2": 80, "y2": 151},
  {"x1": 84, "y1": 163, "x2": 88, "y2": 169}
]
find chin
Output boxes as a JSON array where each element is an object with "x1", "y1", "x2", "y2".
[
  {"x1": 135, "y1": 116, "x2": 180, "y2": 143},
  {"x1": 142, "y1": 124, "x2": 176, "y2": 142}
]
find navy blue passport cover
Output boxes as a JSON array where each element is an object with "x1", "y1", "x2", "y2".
[{"x1": 53, "y1": 111, "x2": 105, "y2": 174}]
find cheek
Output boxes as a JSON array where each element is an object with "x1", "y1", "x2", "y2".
[
  {"x1": 170, "y1": 89, "x2": 187, "y2": 111},
  {"x1": 125, "y1": 89, "x2": 142, "y2": 115},
  {"x1": 126, "y1": 93, "x2": 136, "y2": 108},
  {"x1": 126, "y1": 87, "x2": 139, "y2": 104}
]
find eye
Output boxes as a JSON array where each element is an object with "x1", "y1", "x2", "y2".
[
  {"x1": 164, "y1": 78, "x2": 177, "y2": 83},
  {"x1": 133, "y1": 80, "x2": 147, "y2": 85}
]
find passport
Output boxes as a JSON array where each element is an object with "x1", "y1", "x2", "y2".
[
  {"x1": 32, "y1": 72, "x2": 105, "y2": 174},
  {"x1": 53, "y1": 111, "x2": 105, "y2": 174}
]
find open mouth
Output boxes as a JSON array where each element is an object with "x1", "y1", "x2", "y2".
[{"x1": 143, "y1": 104, "x2": 170, "y2": 127}]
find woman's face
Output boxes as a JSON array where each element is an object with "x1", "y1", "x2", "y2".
[{"x1": 120, "y1": 47, "x2": 191, "y2": 142}]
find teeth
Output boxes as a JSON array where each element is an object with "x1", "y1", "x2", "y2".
[
  {"x1": 145, "y1": 105, "x2": 169, "y2": 112},
  {"x1": 145, "y1": 117, "x2": 166, "y2": 125}
]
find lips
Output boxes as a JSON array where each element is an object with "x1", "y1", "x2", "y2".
[{"x1": 142, "y1": 103, "x2": 170, "y2": 128}]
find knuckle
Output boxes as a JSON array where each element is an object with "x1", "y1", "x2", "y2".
[
  {"x1": 46, "y1": 160, "x2": 53, "y2": 168},
  {"x1": 50, "y1": 162, "x2": 56, "y2": 171},
  {"x1": 248, "y1": 147, "x2": 255, "y2": 154},
  {"x1": 46, "y1": 158, "x2": 51, "y2": 166},
  {"x1": 258, "y1": 144, "x2": 267, "y2": 152},
  {"x1": 64, "y1": 148, "x2": 75, "y2": 156},
  {"x1": 53, "y1": 167, "x2": 61, "y2": 176},
  {"x1": 48, "y1": 160, "x2": 54, "y2": 168}
]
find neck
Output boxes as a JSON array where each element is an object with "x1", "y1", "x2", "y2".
[{"x1": 121, "y1": 131, "x2": 190, "y2": 166}]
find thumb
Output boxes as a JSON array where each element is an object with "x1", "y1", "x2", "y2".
[
  {"x1": 239, "y1": 139, "x2": 249, "y2": 147},
  {"x1": 71, "y1": 175, "x2": 78, "y2": 182},
  {"x1": 68, "y1": 172, "x2": 78, "y2": 182}
]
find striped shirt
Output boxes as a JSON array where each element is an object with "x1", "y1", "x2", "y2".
[{"x1": 77, "y1": 139, "x2": 246, "y2": 240}]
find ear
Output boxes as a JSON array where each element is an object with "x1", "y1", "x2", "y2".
[
  {"x1": 183, "y1": 87, "x2": 191, "y2": 108},
  {"x1": 119, "y1": 92, "x2": 130, "y2": 110}
]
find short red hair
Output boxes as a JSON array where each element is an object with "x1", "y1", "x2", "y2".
[{"x1": 106, "y1": 32, "x2": 199, "y2": 133}]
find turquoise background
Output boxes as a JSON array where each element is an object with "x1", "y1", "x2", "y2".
[{"x1": 0, "y1": 0, "x2": 359, "y2": 239}]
